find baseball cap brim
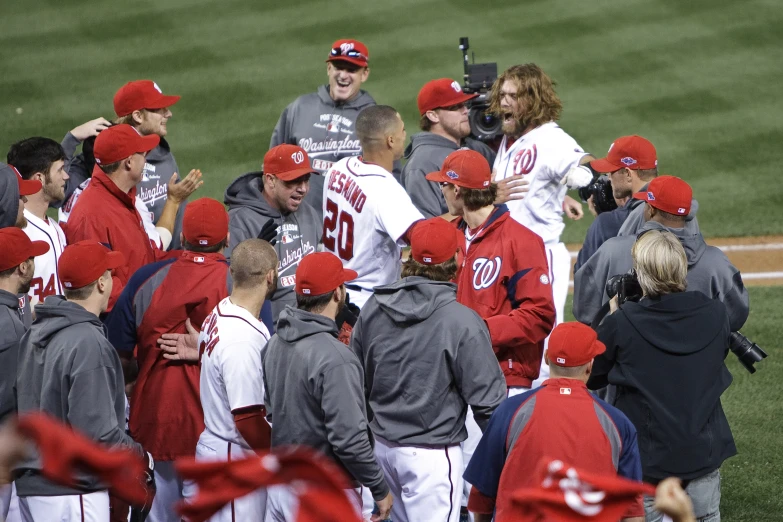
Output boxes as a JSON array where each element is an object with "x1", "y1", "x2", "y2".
[
  {"x1": 144, "y1": 94, "x2": 181, "y2": 110},
  {"x1": 272, "y1": 166, "x2": 318, "y2": 182},
  {"x1": 425, "y1": 170, "x2": 451, "y2": 184},
  {"x1": 342, "y1": 268, "x2": 358, "y2": 283},
  {"x1": 136, "y1": 134, "x2": 161, "y2": 155},
  {"x1": 18, "y1": 178, "x2": 43, "y2": 196},
  {"x1": 326, "y1": 57, "x2": 367, "y2": 68},
  {"x1": 632, "y1": 190, "x2": 650, "y2": 203},
  {"x1": 30, "y1": 240, "x2": 50, "y2": 258},
  {"x1": 590, "y1": 157, "x2": 623, "y2": 173},
  {"x1": 105, "y1": 251, "x2": 126, "y2": 270}
]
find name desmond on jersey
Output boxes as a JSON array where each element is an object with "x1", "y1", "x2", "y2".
[{"x1": 326, "y1": 169, "x2": 366, "y2": 213}]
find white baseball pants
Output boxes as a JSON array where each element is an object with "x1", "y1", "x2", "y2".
[
  {"x1": 532, "y1": 241, "x2": 570, "y2": 388},
  {"x1": 18, "y1": 490, "x2": 109, "y2": 522},
  {"x1": 265, "y1": 485, "x2": 365, "y2": 521},
  {"x1": 375, "y1": 437, "x2": 462, "y2": 522}
]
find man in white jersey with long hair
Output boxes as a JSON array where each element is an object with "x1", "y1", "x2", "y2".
[
  {"x1": 488, "y1": 63, "x2": 595, "y2": 387},
  {"x1": 182, "y1": 238, "x2": 278, "y2": 521},
  {"x1": 322, "y1": 105, "x2": 423, "y2": 308}
]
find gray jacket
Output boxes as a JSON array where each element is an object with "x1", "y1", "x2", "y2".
[
  {"x1": 0, "y1": 290, "x2": 25, "y2": 421},
  {"x1": 224, "y1": 172, "x2": 322, "y2": 322},
  {"x1": 262, "y1": 306, "x2": 389, "y2": 501},
  {"x1": 351, "y1": 277, "x2": 506, "y2": 445},
  {"x1": 14, "y1": 296, "x2": 143, "y2": 497},
  {"x1": 573, "y1": 221, "x2": 749, "y2": 331},
  {"x1": 270, "y1": 85, "x2": 401, "y2": 220},
  {"x1": 60, "y1": 132, "x2": 187, "y2": 249},
  {"x1": 0, "y1": 162, "x2": 21, "y2": 228},
  {"x1": 402, "y1": 133, "x2": 496, "y2": 218}
]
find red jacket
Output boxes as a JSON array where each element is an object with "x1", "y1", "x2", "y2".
[
  {"x1": 455, "y1": 205, "x2": 555, "y2": 387},
  {"x1": 65, "y1": 167, "x2": 164, "y2": 311}
]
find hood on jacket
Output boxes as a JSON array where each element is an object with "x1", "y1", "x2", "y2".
[
  {"x1": 316, "y1": 85, "x2": 376, "y2": 110},
  {"x1": 224, "y1": 172, "x2": 280, "y2": 217},
  {"x1": 403, "y1": 132, "x2": 460, "y2": 161},
  {"x1": 372, "y1": 277, "x2": 456, "y2": 323},
  {"x1": 275, "y1": 306, "x2": 338, "y2": 344},
  {"x1": 144, "y1": 139, "x2": 172, "y2": 163},
  {"x1": 29, "y1": 296, "x2": 104, "y2": 348},
  {"x1": 638, "y1": 221, "x2": 707, "y2": 267},
  {"x1": 621, "y1": 292, "x2": 726, "y2": 355},
  {"x1": 0, "y1": 163, "x2": 21, "y2": 228}
]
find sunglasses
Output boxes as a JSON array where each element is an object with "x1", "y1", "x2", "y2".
[
  {"x1": 439, "y1": 182, "x2": 453, "y2": 188},
  {"x1": 330, "y1": 47, "x2": 367, "y2": 60}
]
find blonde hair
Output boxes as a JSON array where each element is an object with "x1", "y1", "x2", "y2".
[
  {"x1": 488, "y1": 64, "x2": 562, "y2": 127},
  {"x1": 632, "y1": 230, "x2": 687, "y2": 297}
]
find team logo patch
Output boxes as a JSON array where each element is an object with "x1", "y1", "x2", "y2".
[
  {"x1": 302, "y1": 288, "x2": 311, "y2": 295},
  {"x1": 620, "y1": 156, "x2": 637, "y2": 166},
  {"x1": 194, "y1": 256, "x2": 205, "y2": 263},
  {"x1": 291, "y1": 150, "x2": 305, "y2": 164},
  {"x1": 199, "y1": 239, "x2": 208, "y2": 245},
  {"x1": 340, "y1": 42, "x2": 355, "y2": 54},
  {"x1": 540, "y1": 274, "x2": 550, "y2": 285},
  {"x1": 647, "y1": 192, "x2": 655, "y2": 200},
  {"x1": 472, "y1": 256, "x2": 502, "y2": 290},
  {"x1": 423, "y1": 256, "x2": 432, "y2": 263},
  {"x1": 677, "y1": 207, "x2": 687, "y2": 214},
  {"x1": 451, "y1": 81, "x2": 462, "y2": 93},
  {"x1": 557, "y1": 357, "x2": 566, "y2": 364},
  {"x1": 560, "y1": 387, "x2": 571, "y2": 395},
  {"x1": 64, "y1": 282, "x2": 72, "y2": 288},
  {"x1": 446, "y1": 170, "x2": 459, "y2": 180},
  {"x1": 513, "y1": 145, "x2": 538, "y2": 175},
  {"x1": 482, "y1": 180, "x2": 490, "y2": 187}
]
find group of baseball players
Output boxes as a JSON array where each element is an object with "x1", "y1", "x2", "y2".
[{"x1": 0, "y1": 36, "x2": 740, "y2": 522}]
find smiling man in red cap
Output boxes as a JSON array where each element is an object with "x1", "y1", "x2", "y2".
[
  {"x1": 574, "y1": 175, "x2": 748, "y2": 331},
  {"x1": 464, "y1": 321, "x2": 644, "y2": 522},
  {"x1": 104, "y1": 197, "x2": 235, "y2": 522},
  {"x1": 14, "y1": 240, "x2": 150, "y2": 522},
  {"x1": 350, "y1": 217, "x2": 505, "y2": 522},
  {"x1": 262, "y1": 251, "x2": 393, "y2": 522},
  {"x1": 271, "y1": 39, "x2": 403, "y2": 220},
  {"x1": 59, "y1": 80, "x2": 199, "y2": 250},
  {"x1": 225, "y1": 144, "x2": 321, "y2": 323},
  {"x1": 402, "y1": 78, "x2": 497, "y2": 217}
]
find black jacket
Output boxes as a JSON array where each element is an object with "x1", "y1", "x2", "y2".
[{"x1": 588, "y1": 291, "x2": 737, "y2": 481}]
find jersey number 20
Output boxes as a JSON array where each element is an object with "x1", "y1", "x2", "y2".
[{"x1": 323, "y1": 198, "x2": 354, "y2": 261}]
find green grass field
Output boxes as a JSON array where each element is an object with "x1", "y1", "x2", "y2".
[{"x1": 2, "y1": 0, "x2": 782, "y2": 519}]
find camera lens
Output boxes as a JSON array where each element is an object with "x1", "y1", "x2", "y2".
[{"x1": 469, "y1": 103, "x2": 502, "y2": 141}]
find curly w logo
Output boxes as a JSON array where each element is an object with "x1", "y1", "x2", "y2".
[{"x1": 472, "y1": 257, "x2": 502, "y2": 290}]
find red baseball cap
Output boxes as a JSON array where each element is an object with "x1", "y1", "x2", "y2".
[
  {"x1": 410, "y1": 218, "x2": 459, "y2": 265},
  {"x1": 326, "y1": 39, "x2": 369, "y2": 68},
  {"x1": 417, "y1": 78, "x2": 477, "y2": 115},
  {"x1": 632, "y1": 175, "x2": 692, "y2": 216},
  {"x1": 58, "y1": 241, "x2": 125, "y2": 289},
  {"x1": 0, "y1": 227, "x2": 49, "y2": 272},
  {"x1": 183, "y1": 198, "x2": 229, "y2": 247},
  {"x1": 263, "y1": 145, "x2": 316, "y2": 181},
  {"x1": 93, "y1": 124, "x2": 160, "y2": 166},
  {"x1": 546, "y1": 322, "x2": 606, "y2": 368},
  {"x1": 113, "y1": 80, "x2": 181, "y2": 117},
  {"x1": 426, "y1": 149, "x2": 491, "y2": 189},
  {"x1": 7, "y1": 163, "x2": 42, "y2": 196},
  {"x1": 295, "y1": 252, "x2": 357, "y2": 296},
  {"x1": 590, "y1": 135, "x2": 657, "y2": 173}
]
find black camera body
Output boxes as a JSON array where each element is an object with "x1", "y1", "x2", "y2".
[
  {"x1": 605, "y1": 270, "x2": 643, "y2": 306},
  {"x1": 578, "y1": 173, "x2": 618, "y2": 215},
  {"x1": 459, "y1": 37, "x2": 502, "y2": 143}
]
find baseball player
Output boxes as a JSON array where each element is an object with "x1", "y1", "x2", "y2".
[
  {"x1": 322, "y1": 105, "x2": 423, "y2": 308},
  {"x1": 488, "y1": 64, "x2": 595, "y2": 386},
  {"x1": 7, "y1": 138, "x2": 69, "y2": 308},
  {"x1": 181, "y1": 239, "x2": 278, "y2": 521}
]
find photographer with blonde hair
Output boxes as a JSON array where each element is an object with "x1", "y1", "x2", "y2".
[{"x1": 588, "y1": 230, "x2": 736, "y2": 522}]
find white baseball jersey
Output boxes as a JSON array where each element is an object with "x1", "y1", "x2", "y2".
[
  {"x1": 493, "y1": 122, "x2": 587, "y2": 244},
  {"x1": 23, "y1": 209, "x2": 67, "y2": 307},
  {"x1": 198, "y1": 297, "x2": 270, "y2": 449},
  {"x1": 59, "y1": 179, "x2": 163, "y2": 248},
  {"x1": 322, "y1": 157, "x2": 423, "y2": 307}
]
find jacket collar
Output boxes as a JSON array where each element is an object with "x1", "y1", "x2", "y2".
[
  {"x1": 91, "y1": 166, "x2": 137, "y2": 211},
  {"x1": 179, "y1": 250, "x2": 228, "y2": 265},
  {"x1": 542, "y1": 377, "x2": 589, "y2": 391},
  {"x1": 456, "y1": 204, "x2": 510, "y2": 241}
]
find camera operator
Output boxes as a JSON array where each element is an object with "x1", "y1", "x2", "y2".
[
  {"x1": 587, "y1": 230, "x2": 736, "y2": 522},
  {"x1": 574, "y1": 136, "x2": 659, "y2": 271},
  {"x1": 402, "y1": 78, "x2": 496, "y2": 218},
  {"x1": 573, "y1": 176, "x2": 749, "y2": 331}
]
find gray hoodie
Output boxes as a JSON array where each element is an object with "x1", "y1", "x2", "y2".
[
  {"x1": 262, "y1": 306, "x2": 389, "y2": 501},
  {"x1": 0, "y1": 289, "x2": 25, "y2": 422},
  {"x1": 0, "y1": 162, "x2": 21, "y2": 228},
  {"x1": 573, "y1": 221, "x2": 749, "y2": 331},
  {"x1": 351, "y1": 277, "x2": 506, "y2": 445},
  {"x1": 60, "y1": 132, "x2": 187, "y2": 249},
  {"x1": 402, "y1": 133, "x2": 497, "y2": 218},
  {"x1": 14, "y1": 296, "x2": 143, "y2": 497},
  {"x1": 224, "y1": 172, "x2": 322, "y2": 322},
  {"x1": 270, "y1": 85, "x2": 401, "y2": 220}
]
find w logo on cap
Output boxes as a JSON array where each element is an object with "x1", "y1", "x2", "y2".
[
  {"x1": 291, "y1": 151, "x2": 305, "y2": 164},
  {"x1": 450, "y1": 81, "x2": 462, "y2": 93},
  {"x1": 340, "y1": 42, "x2": 355, "y2": 53}
]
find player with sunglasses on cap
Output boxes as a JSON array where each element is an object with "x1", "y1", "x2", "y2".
[{"x1": 270, "y1": 39, "x2": 402, "y2": 221}]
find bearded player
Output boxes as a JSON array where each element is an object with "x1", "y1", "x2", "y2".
[
  {"x1": 489, "y1": 64, "x2": 594, "y2": 386},
  {"x1": 182, "y1": 238, "x2": 278, "y2": 521},
  {"x1": 322, "y1": 105, "x2": 423, "y2": 309}
]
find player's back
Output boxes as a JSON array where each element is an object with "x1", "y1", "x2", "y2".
[
  {"x1": 199, "y1": 297, "x2": 270, "y2": 449},
  {"x1": 322, "y1": 157, "x2": 422, "y2": 307},
  {"x1": 23, "y1": 210, "x2": 67, "y2": 306}
]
